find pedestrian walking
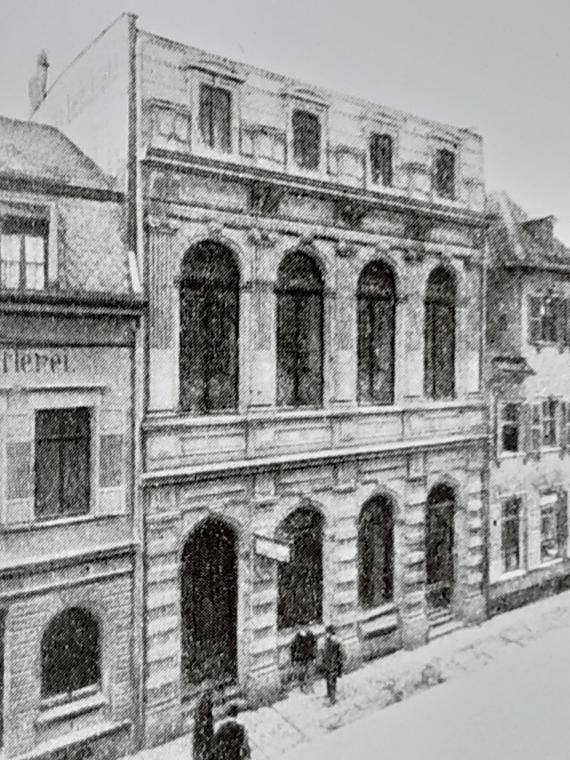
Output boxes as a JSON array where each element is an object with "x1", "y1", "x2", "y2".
[
  {"x1": 290, "y1": 624, "x2": 317, "y2": 692},
  {"x1": 193, "y1": 684, "x2": 214, "y2": 760},
  {"x1": 321, "y1": 625, "x2": 344, "y2": 705},
  {"x1": 212, "y1": 703, "x2": 251, "y2": 760}
]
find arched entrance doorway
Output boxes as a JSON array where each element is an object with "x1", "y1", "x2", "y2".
[
  {"x1": 180, "y1": 518, "x2": 238, "y2": 691},
  {"x1": 425, "y1": 484, "x2": 455, "y2": 610}
]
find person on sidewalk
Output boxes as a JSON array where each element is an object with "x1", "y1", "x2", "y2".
[
  {"x1": 212, "y1": 703, "x2": 251, "y2": 760},
  {"x1": 290, "y1": 624, "x2": 317, "y2": 692},
  {"x1": 193, "y1": 683, "x2": 215, "y2": 760},
  {"x1": 321, "y1": 625, "x2": 345, "y2": 705}
]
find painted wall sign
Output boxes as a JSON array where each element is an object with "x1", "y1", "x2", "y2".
[
  {"x1": 0, "y1": 347, "x2": 71, "y2": 374},
  {"x1": 254, "y1": 535, "x2": 290, "y2": 563}
]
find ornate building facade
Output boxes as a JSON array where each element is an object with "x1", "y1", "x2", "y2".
[{"x1": 33, "y1": 13, "x2": 489, "y2": 749}]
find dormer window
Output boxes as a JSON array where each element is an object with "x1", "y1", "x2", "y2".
[
  {"x1": 199, "y1": 84, "x2": 231, "y2": 152},
  {"x1": 292, "y1": 110, "x2": 321, "y2": 170},
  {"x1": 434, "y1": 148, "x2": 456, "y2": 199},
  {"x1": 370, "y1": 133, "x2": 393, "y2": 186},
  {"x1": 0, "y1": 217, "x2": 47, "y2": 291}
]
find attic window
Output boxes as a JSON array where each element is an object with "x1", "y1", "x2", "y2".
[
  {"x1": 292, "y1": 110, "x2": 321, "y2": 170},
  {"x1": 0, "y1": 216, "x2": 48, "y2": 291},
  {"x1": 434, "y1": 148, "x2": 456, "y2": 200}
]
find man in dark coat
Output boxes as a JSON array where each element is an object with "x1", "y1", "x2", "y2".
[
  {"x1": 193, "y1": 685, "x2": 214, "y2": 760},
  {"x1": 290, "y1": 624, "x2": 317, "y2": 692},
  {"x1": 321, "y1": 625, "x2": 344, "y2": 705},
  {"x1": 212, "y1": 703, "x2": 250, "y2": 760}
]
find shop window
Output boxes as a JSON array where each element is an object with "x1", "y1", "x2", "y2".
[
  {"x1": 292, "y1": 110, "x2": 321, "y2": 170},
  {"x1": 0, "y1": 217, "x2": 47, "y2": 291},
  {"x1": 199, "y1": 84, "x2": 232, "y2": 152},
  {"x1": 276, "y1": 251, "x2": 323, "y2": 407},
  {"x1": 528, "y1": 295, "x2": 566, "y2": 345},
  {"x1": 540, "y1": 491, "x2": 568, "y2": 562},
  {"x1": 369, "y1": 133, "x2": 393, "y2": 186},
  {"x1": 434, "y1": 148, "x2": 456, "y2": 200},
  {"x1": 357, "y1": 261, "x2": 395, "y2": 405},
  {"x1": 35, "y1": 407, "x2": 91, "y2": 520},
  {"x1": 179, "y1": 241, "x2": 239, "y2": 413},
  {"x1": 357, "y1": 495, "x2": 394, "y2": 609},
  {"x1": 277, "y1": 507, "x2": 323, "y2": 629},
  {"x1": 501, "y1": 497, "x2": 522, "y2": 573},
  {"x1": 41, "y1": 607, "x2": 100, "y2": 700},
  {"x1": 500, "y1": 402, "x2": 521, "y2": 453},
  {"x1": 542, "y1": 398, "x2": 558, "y2": 446},
  {"x1": 424, "y1": 267, "x2": 455, "y2": 400}
]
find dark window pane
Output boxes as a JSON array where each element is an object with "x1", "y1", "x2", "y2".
[
  {"x1": 277, "y1": 508, "x2": 323, "y2": 629},
  {"x1": 179, "y1": 242, "x2": 240, "y2": 413},
  {"x1": 424, "y1": 268, "x2": 455, "y2": 399},
  {"x1": 35, "y1": 408, "x2": 91, "y2": 519},
  {"x1": 434, "y1": 149, "x2": 455, "y2": 199},
  {"x1": 41, "y1": 608, "x2": 100, "y2": 698},
  {"x1": 502, "y1": 498, "x2": 521, "y2": 572},
  {"x1": 199, "y1": 84, "x2": 231, "y2": 151},
  {"x1": 292, "y1": 110, "x2": 320, "y2": 170},
  {"x1": 358, "y1": 496, "x2": 394, "y2": 608},
  {"x1": 370, "y1": 133, "x2": 393, "y2": 186},
  {"x1": 276, "y1": 252, "x2": 323, "y2": 407}
]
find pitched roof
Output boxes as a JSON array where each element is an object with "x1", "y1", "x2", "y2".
[
  {"x1": 0, "y1": 115, "x2": 113, "y2": 192},
  {"x1": 487, "y1": 191, "x2": 570, "y2": 270}
]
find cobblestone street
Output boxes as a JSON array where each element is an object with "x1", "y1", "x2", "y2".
[{"x1": 128, "y1": 589, "x2": 570, "y2": 760}]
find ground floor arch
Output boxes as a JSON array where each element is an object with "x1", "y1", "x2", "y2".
[
  {"x1": 425, "y1": 483, "x2": 456, "y2": 610},
  {"x1": 180, "y1": 517, "x2": 238, "y2": 691}
]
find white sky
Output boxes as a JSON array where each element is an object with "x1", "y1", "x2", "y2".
[{"x1": 1, "y1": 0, "x2": 569, "y2": 243}]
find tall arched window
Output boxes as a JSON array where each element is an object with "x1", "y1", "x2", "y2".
[
  {"x1": 277, "y1": 507, "x2": 323, "y2": 629},
  {"x1": 424, "y1": 267, "x2": 456, "y2": 400},
  {"x1": 41, "y1": 607, "x2": 100, "y2": 699},
  {"x1": 276, "y1": 252, "x2": 323, "y2": 407},
  {"x1": 358, "y1": 495, "x2": 394, "y2": 608},
  {"x1": 357, "y1": 261, "x2": 396, "y2": 405},
  {"x1": 179, "y1": 241, "x2": 239, "y2": 413}
]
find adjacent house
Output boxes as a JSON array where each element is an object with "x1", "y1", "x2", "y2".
[
  {"x1": 486, "y1": 192, "x2": 570, "y2": 615},
  {"x1": 0, "y1": 114, "x2": 143, "y2": 759}
]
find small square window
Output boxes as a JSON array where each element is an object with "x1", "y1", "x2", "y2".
[{"x1": 0, "y1": 217, "x2": 47, "y2": 291}]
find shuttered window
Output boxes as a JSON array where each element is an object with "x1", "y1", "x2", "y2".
[
  {"x1": 179, "y1": 242, "x2": 239, "y2": 413},
  {"x1": 276, "y1": 252, "x2": 323, "y2": 407},
  {"x1": 370, "y1": 133, "x2": 393, "y2": 186},
  {"x1": 277, "y1": 507, "x2": 323, "y2": 629},
  {"x1": 41, "y1": 608, "x2": 100, "y2": 700},
  {"x1": 35, "y1": 408, "x2": 91, "y2": 520},
  {"x1": 540, "y1": 491, "x2": 568, "y2": 562},
  {"x1": 357, "y1": 262, "x2": 395, "y2": 405},
  {"x1": 424, "y1": 267, "x2": 455, "y2": 400},
  {"x1": 199, "y1": 84, "x2": 231, "y2": 152},
  {"x1": 292, "y1": 110, "x2": 321, "y2": 170}
]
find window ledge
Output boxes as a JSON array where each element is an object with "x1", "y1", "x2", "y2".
[
  {"x1": 499, "y1": 568, "x2": 526, "y2": 581},
  {"x1": 37, "y1": 692, "x2": 106, "y2": 726},
  {"x1": 358, "y1": 603, "x2": 396, "y2": 623},
  {"x1": 2, "y1": 513, "x2": 99, "y2": 532},
  {"x1": 500, "y1": 451, "x2": 523, "y2": 460},
  {"x1": 539, "y1": 557, "x2": 564, "y2": 568}
]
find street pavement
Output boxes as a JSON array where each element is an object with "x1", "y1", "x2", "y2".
[{"x1": 127, "y1": 590, "x2": 570, "y2": 760}]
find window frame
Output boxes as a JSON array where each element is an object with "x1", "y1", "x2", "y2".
[
  {"x1": 542, "y1": 398, "x2": 558, "y2": 447},
  {"x1": 499, "y1": 401, "x2": 522, "y2": 455},
  {"x1": 433, "y1": 146, "x2": 457, "y2": 200},
  {"x1": 283, "y1": 92, "x2": 328, "y2": 177},
  {"x1": 0, "y1": 215, "x2": 48, "y2": 292},
  {"x1": 424, "y1": 266, "x2": 456, "y2": 401},
  {"x1": 501, "y1": 495, "x2": 524, "y2": 574},
  {"x1": 34, "y1": 407, "x2": 92, "y2": 521},
  {"x1": 369, "y1": 132, "x2": 394, "y2": 187},
  {"x1": 291, "y1": 109, "x2": 321, "y2": 171},
  {"x1": 539, "y1": 490, "x2": 567, "y2": 564},
  {"x1": 187, "y1": 65, "x2": 243, "y2": 156},
  {"x1": 357, "y1": 495, "x2": 394, "y2": 610},
  {"x1": 528, "y1": 294, "x2": 567, "y2": 347}
]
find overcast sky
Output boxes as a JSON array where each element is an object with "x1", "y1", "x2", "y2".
[{"x1": 1, "y1": 0, "x2": 568, "y2": 243}]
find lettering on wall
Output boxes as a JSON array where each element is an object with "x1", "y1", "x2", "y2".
[{"x1": 0, "y1": 347, "x2": 72, "y2": 374}]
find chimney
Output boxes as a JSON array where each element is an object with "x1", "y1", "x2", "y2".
[
  {"x1": 28, "y1": 50, "x2": 49, "y2": 115},
  {"x1": 521, "y1": 215, "x2": 556, "y2": 252}
]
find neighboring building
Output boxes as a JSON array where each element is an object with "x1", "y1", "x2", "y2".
[
  {"x1": 32, "y1": 14, "x2": 489, "y2": 748},
  {"x1": 486, "y1": 193, "x2": 570, "y2": 615},
  {"x1": 0, "y1": 115, "x2": 143, "y2": 759}
]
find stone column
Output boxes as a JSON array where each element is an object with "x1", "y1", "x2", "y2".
[
  {"x1": 247, "y1": 229, "x2": 278, "y2": 410},
  {"x1": 332, "y1": 244, "x2": 358, "y2": 409},
  {"x1": 401, "y1": 265, "x2": 425, "y2": 399},
  {"x1": 146, "y1": 215, "x2": 179, "y2": 412},
  {"x1": 400, "y1": 467, "x2": 429, "y2": 648},
  {"x1": 143, "y1": 502, "x2": 183, "y2": 747}
]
